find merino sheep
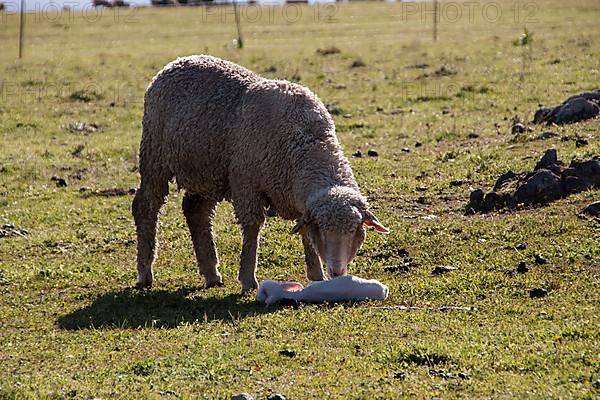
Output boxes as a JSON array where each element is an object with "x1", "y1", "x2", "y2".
[{"x1": 133, "y1": 55, "x2": 388, "y2": 294}]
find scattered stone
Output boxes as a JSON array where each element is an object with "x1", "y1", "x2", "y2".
[
  {"x1": 467, "y1": 133, "x2": 479, "y2": 139},
  {"x1": 515, "y1": 243, "x2": 527, "y2": 250},
  {"x1": 325, "y1": 103, "x2": 343, "y2": 115},
  {"x1": 536, "y1": 132, "x2": 558, "y2": 140},
  {"x1": 392, "y1": 372, "x2": 406, "y2": 380},
  {"x1": 86, "y1": 188, "x2": 136, "y2": 197},
  {"x1": 384, "y1": 258, "x2": 413, "y2": 273},
  {"x1": 367, "y1": 149, "x2": 379, "y2": 157},
  {"x1": 578, "y1": 202, "x2": 600, "y2": 218},
  {"x1": 71, "y1": 144, "x2": 85, "y2": 157},
  {"x1": 517, "y1": 260, "x2": 529, "y2": 273},
  {"x1": 534, "y1": 254, "x2": 548, "y2": 265},
  {"x1": 232, "y1": 394, "x2": 254, "y2": 400},
  {"x1": 70, "y1": 172, "x2": 85, "y2": 180},
  {"x1": 343, "y1": 113, "x2": 352, "y2": 119},
  {"x1": 62, "y1": 122, "x2": 101, "y2": 134},
  {"x1": 530, "y1": 288, "x2": 548, "y2": 298},
  {"x1": 429, "y1": 369, "x2": 469, "y2": 380},
  {"x1": 401, "y1": 147, "x2": 411, "y2": 153},
  {"x1": 450, "y1": 179, "x2": 464, "y2": 187},
  {"x1": 350, "y1": 59, "x2": 366, "y2": 68},
  {"x1": 0, "y1": 224, "x2": 28, "y2": 238},
  {"x1": 316, "y1": 46, "x2": 341, "y2": 56},
  {"x1": 432, "y1": 266, "x2": 457, "y2": 276},
  {"x1": 511, "y1": 123, "x2": 526, "y2": 134},
  {"x1": 575, "y1": 138, "x2": 589, "y2": 147},
  {"x1": 51, "y1": 176, "x2": 68, "y2": 187},
  {"x1": 533, "y1": 90, "x2": 600, "y2": 125},
  {"x1": 592, "y1": 379, "x2": 600, "y2": 389},
  {"x1": 278, "y1": 349, "x2": 296, "y2": 357},
  {"x1": 352, "y1": 150, "x2": 363, "y2": 158},
  {"x1": 415, "y1": 142, "x2": 422, "y2": 148},
  {"x1": 416, "y1": 186, "x2": 428, "y2": 192},
  {"x1": 267, "y1": 395, "x2": 287, "y2": 400}
]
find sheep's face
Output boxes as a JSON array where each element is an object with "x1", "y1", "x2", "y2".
[{"x1": 308, "y1": 223, "x2": 366, "y2": 278}]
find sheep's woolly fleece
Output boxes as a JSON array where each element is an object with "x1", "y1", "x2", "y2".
[
  {"x1": 140, "y1": 55, "x2": 365, "y2": 227},
  {"x1": 256, "y1": 275, "x2": 389, "y2": 306}
]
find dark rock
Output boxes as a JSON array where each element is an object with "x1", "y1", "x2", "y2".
[
  {"x1": 401, "y1": 147, "x2": 411, "y2": 153},
  {"x1": 392, "y1": 372, "x2": 406, "y2": 380},
  {"x1": 415, "y1": 142, "x2": 422, "y2": 147},
  {"x1": 429, "y1": 369, "x2": 469, "y2": 380},
  {"x1": 467, "y1": 133, "x2": 479, "y2": 139},
  {"x1": 563, "y1": 176, "x2": 593, "y2": 194},
  {"x1": 517, "y1": 260, "x2": 529, "y2": 273},
  {"x1": 593, "y1": 379, "x2": 600, "y2": 389},
  {"x1": 536, "y1": 132, "x2": 558, "y2": 140},
  {"x1": 384, "y1": 258, "x2": 412, "y2": 273},
  {"x1": 232, "y1": 395, "x2": 254, "y2": 400},
  {"x1": 267, "y1": 395, "x2": 287, "y2": 400},
  {"x1": 469, "y1": 189, "x2": 485, "y2": 210},
  {"x1": 350, "y1": 59, "x2": 366, "y2": 68},
  {"x1": 554, "y1": 97, "x2": 600, "y2": 124},
  {"x1": 450, "y1": 179, "x2": 464, "y2": 187},
  {"x1": 575, "y1": 138, "x2": 589, "y2": 147},
  {"x1": 566, "y1": 156, "x2": 600, "y2": 186},
  {"x1": 515, "y1": 243, "x2": 527, "y2": 250},
  {"x1": 530, "y1": 288, "x2": 548, "y2": 298},
  {"x1": 493, "y1": 170, "x2": 520, "y2": 191},
  {"x1": 432, "y1": 266, "x2": 457, "y2": 276},
  {"x1": 54, "y1": 178, "x2": 68, "y2": 188},
  {"x1": 511, "y1": 123, "x2": 526, "y2": 134},
  {"x1": 534, "y1": 149, "x2": 563, "y2": 172},
  {"x1": 352, "y1": 151, "x2": 363, "y2": 158},
  {"x1": 578, "y1": 202, "x2": 600, "y2": 218},
  {"x1": 533, "y1": 90, "x2": 600, "y2": 125},
  {"x1": 533, "y1": 107, "x2": 554, "y2": 123},
  {"x1": 397, "y1": 248, "x2": 410, "y2": 257},
  {"x1": 367, "y1": 149, "x2": 379, "y2": 157},
  {"x1": 416, "y1": 186, "x2": 428, "y2": 192},
  {"x1": 534, "y1": 254, "x2": 548, "y2": 265},
  {"x1": 512, "y1": 169, "x2": 563, "y2": 206},
  {"x1": 279, "y1": 349, "x2": 296, "y2": 357},
  {"x1": 484, "y1": 191, "x2": 510, "y2": 210}
]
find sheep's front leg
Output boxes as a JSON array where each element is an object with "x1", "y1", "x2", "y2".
[
  {"x1": 239, "y1": 223, "x2": 263, "y2": 295},
  {"x1": 232, "y1": 185, "x2": 265, "y2": 295},
  {"x1": 302, "y1": 232, "x2": 325, "y2": 281}
]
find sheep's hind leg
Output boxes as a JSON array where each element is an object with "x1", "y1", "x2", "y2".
[
  {"x1": 182, "y1": 193, "x2": 223, "y2": 288},
  {"x1": 132, "y1": 178, "x2": 169, "y2": 289},
  {"x1": 302, "y1": 232, "x2": 325, "y2": 281}
]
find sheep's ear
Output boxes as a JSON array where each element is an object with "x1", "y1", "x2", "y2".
[
  {"x1": 290, "y1": 215, "x2": 309, "y2": 234},
  {"x1": 363, "y1": 210, "x2": 389, "y2": 233}
]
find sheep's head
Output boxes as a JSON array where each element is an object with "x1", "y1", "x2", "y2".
[{"x1": 292, "y1": 186, "x2": 388, "y2": 278}]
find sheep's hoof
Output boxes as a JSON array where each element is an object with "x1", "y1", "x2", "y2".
[
  {"x1": 134, "y1": 281, "x2": 152, "y2": 290},
  {"x1": 240, "y1": 287, "x2": 256, "y2": 297},
  {"x1": 204, "y1": 280, "x2": 224, "y2": 289}
]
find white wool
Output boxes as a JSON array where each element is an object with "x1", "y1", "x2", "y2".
[{"x1": 256, "y1": 275, "x2": 389, "y2": 306}]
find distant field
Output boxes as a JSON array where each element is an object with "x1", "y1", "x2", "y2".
[{"x1": 0, "y1": 1, "x2": 598, "y2": 399}]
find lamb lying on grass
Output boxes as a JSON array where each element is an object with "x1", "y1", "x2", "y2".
[
  {"x1": 133, "y1": 55, "x2": 388, "y2": 294},
  {"x1": 256, "y1": 276, "x2": 389, "y2": 306}
]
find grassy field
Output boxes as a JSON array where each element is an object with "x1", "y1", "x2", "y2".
[{"x1": 0, "y1": 0, "x2": 599, "y2": 398}]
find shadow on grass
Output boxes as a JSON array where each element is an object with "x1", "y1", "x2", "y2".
[{"x1": 57, "y1": 287, "x2": 278, "y2": 330}]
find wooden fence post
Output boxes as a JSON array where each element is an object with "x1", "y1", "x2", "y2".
[{"x1": 18, "y1": 0, "x2": 25, "y2": 58}]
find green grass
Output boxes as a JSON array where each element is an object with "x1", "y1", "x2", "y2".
[{"x1": 0, "y1": 1, "x2": 599, "y2": 398}]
